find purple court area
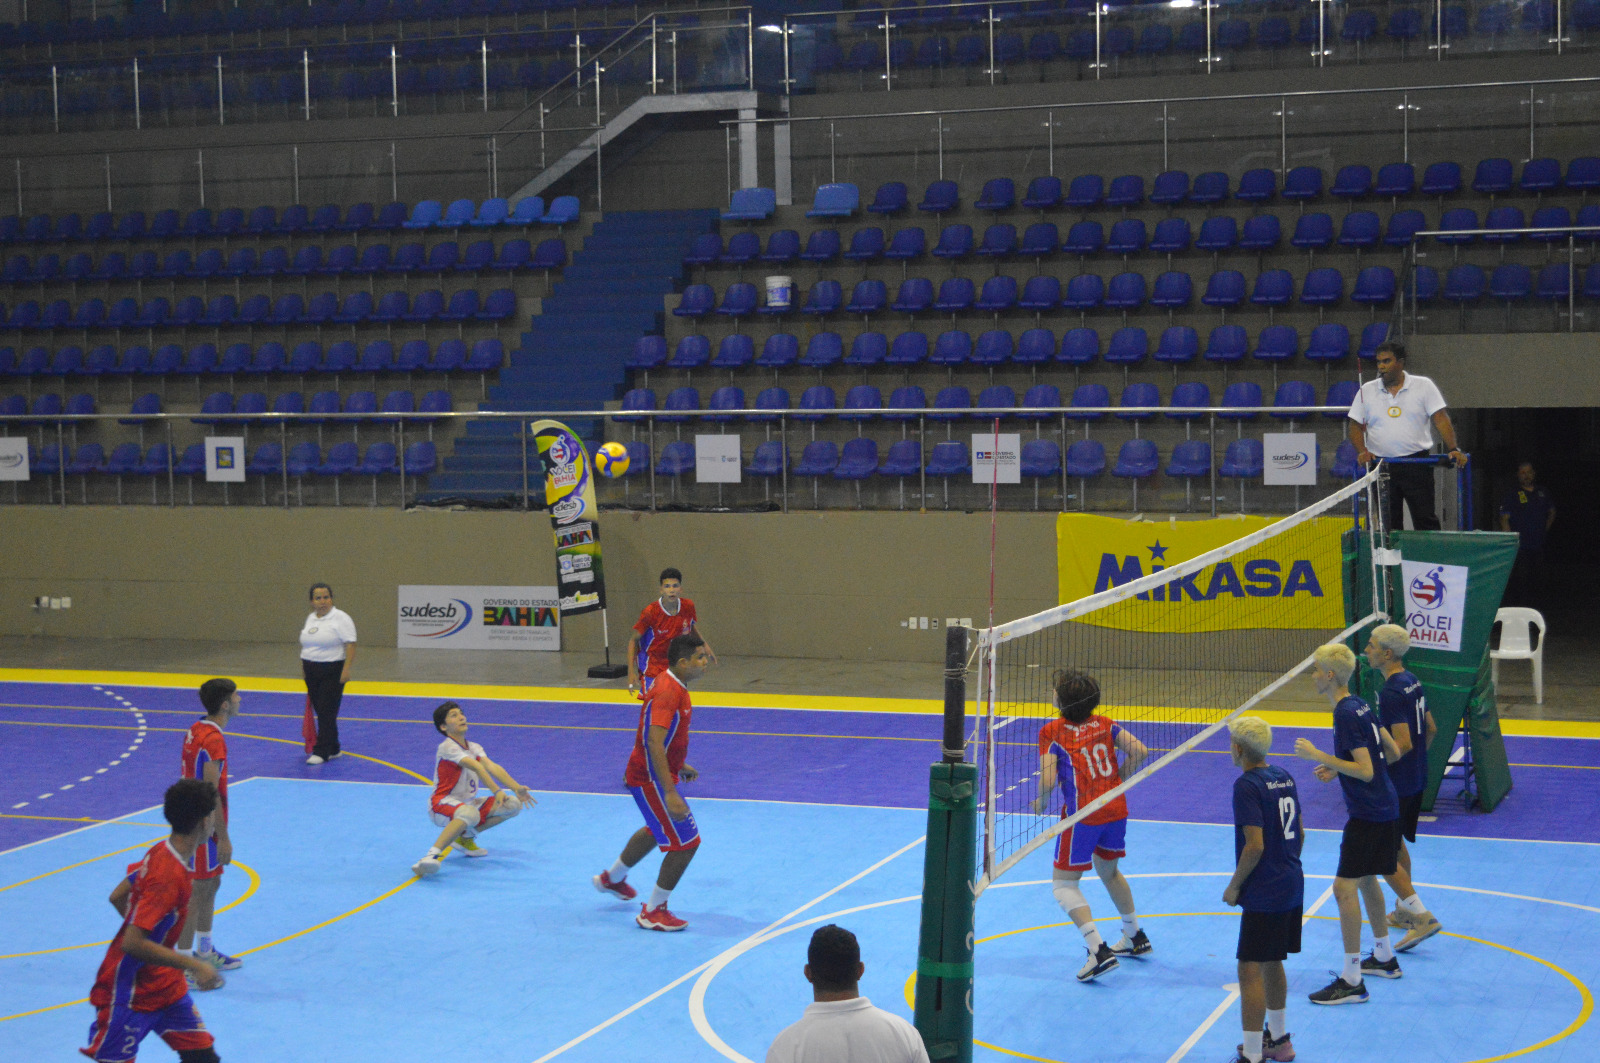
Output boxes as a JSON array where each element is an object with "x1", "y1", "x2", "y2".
[{"x1": 2, "y1": 679, "x2": 1596, "y2": 853}]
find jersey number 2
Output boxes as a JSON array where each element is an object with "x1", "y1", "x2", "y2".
[{"x1": 1277, "y1": 796, "x2": 1299, "y2": 841}]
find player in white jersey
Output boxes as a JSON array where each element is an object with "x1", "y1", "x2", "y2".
[{"x1": 411, "y1": 702, "x2": 536, "y2": 878}]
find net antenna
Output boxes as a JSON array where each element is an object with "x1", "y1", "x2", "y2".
[{"x1": 972, "y1": 464, "x2": 1389, "y2": 895}]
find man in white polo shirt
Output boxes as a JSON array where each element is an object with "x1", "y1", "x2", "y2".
[
  {"x1": 766, "y1": 925, "x2": 930, "y2": 1063},
  {"x1": 1347, "y1": 342, "x2": 1466, "y2": 532}
]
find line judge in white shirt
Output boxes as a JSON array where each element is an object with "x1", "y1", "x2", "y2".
[
  {"x1": 300, "y1": 582, "x2": 357, "y2": 765},
  {"x1": 766, "y1": 925, "x2": 930, "y2": 1063},
  {"x1": 1347, "y1": 341, "x2": 1466, "y2": 533}
]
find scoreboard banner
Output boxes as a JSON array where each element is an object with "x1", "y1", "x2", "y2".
[
  {"x1": 530, "y1": 419, "x2": 607, "y2": 616},
  {"x1": 397, "y1": 585, "x2": 560, "y2": 650},
  {"x1": 1056, "y1": 512, "x2": 1348, "y2": 632}
]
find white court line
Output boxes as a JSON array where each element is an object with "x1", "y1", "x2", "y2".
[
  {"x1": 1163, "y1": 883, "x2": 1335, "y2": 1063},
  {"x1": 529, "y1": 835, "x2": 927, "y2": 1063},
  {"x1": 0, "y1": 778, "x2": 260, "y2": 860}
]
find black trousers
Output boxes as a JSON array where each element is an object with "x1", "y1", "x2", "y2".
[
  {"x1": 1386, "y1": 452, "x2": 1441, "y2": 532},
  {"x1": 303, "y1": 658, "x2": 346, "y2": 757}
]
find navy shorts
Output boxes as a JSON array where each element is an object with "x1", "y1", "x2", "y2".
[{"x1": 1237, "y1": 907, "x2": 1303, "y2": 963}]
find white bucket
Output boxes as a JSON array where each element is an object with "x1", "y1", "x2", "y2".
[{"x1": 765, "y1": 275, "x2": 794, "y2": 309}]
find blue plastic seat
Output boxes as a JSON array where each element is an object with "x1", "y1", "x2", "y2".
[
  {"x1": 1150, "y1": 218, "x2": 1192, "y2": 255},
  {"x1": 755, "y1": 334, "x2": 799, "y2": 369},
  {"x1": 1205, "y1": 324, "x2": 1249, "y2": 364},
  {"x1": 1218, "y1": 381, "x2": 1263, "y2": 420},
  {"x1": 1153, "y1": 326, "x2": 1198, "y2": 365},
  {"x1": 1019, "y1": 439, "x2": 1061, "y2": 480},
  {"x1": 1022, "y1": 176, "x2": 1062, "y2": 210},
  {"x1": 1166, "y1": 440, "x2": 1212, "y2": 479},
  {"x1": 1017, "y1": 223, "x2": 1059, "y2": 259},
  {"x1": 1444, "y1": 264, "x2": 1486, "y2": 304},
  {"x1": 929, "y1": 331, "x2": 973, "y2": 368},
  {"x1": 711, "y1": 334, "x2": 754, "y2": 370},
  {"x1": 744, "y1": 440, "x2": 786, "y2": 478},
  {"x1": 845, "y1": 280, "x2": 888, "y2": 316},
  {"x1": 1420, "y1": 161, "x2": 1462, "y2": 198},
  {"x1": 1240, "y1": 215, "x2": 1282, "y2": 252},
  {"x1": 932, "y1": 224, "x2": 974, "y2": 259},
  {"x1": 976, "y1": 224, "x2": 1018, "y2": 258},
  {"x1": 926, "y1": 441, "x2": 971, "y2": 478},
  {"x1": 542, "y1": 197, "x2": 580, "y2": 227},
  {"x1": 1066, "y1": 383, "x2": 1110, "y2": 421},
  {"x1": 976, "y1": 178, "x2": 1016, "y2": 212},
  {"x1": 1106, "y1": 219, "x2": 1147, "y2": 255},
  {"x1": 1063, "y1": 221, "x2": 1105, "y2": 257},
  {"x1": 673, "y1": 284, "x2": 715, "y2": 318},
  {"x1": 799, "y1": 332, "x2": 844, "y2": 369},
  {"x1": 877, "y1": 439, "x2": 922, "y2": 478},
  {"x1": 1331, "y1": 165, "x2": 1373, "y2": 200},
  {"x1": 683, "y1": 234, "x2": 722, "y2": 268},
  {"x1": 1150, "y1": 170, "x2": 1189, "y2": 207},
  {"x1": 884, "y1": 227, "x2": 928, "y2": 262},
  {"x1": 799, "y1": 230, "x2": 841, "y2": 263},
  {"x1": 1166, "y1": 380, "x2": 1211, "y2": 419},
  {"x1": 933, "y1": 278, "x2": 975, "y2": 313},
  {"x1": 1326, "y1": 380, "x2": 1361, "y2": 420},
  {"x1": 975, "y1": 276, "x2": 1018, "y2": 312},
  {"x1": 660, "y1": 387, "x2": 701, "y2": 424},
  {"x1": 1351, "y1": 267, "x2": 1397, "y2": 306},
  {"x1": 1150, "y1": 272, "x2": 1193, "y2": 309},
  {"x1": 1113, "y1": 439, "x2": 1159, "y2": 479},
  {"x1": 971, "y1": 330, "x2": 1013, "y2": 367},
  {"x1": 800, "y1": 280, "x2": 844, "y2": 316},
  {"x1": 470, "y1": 197, "x2": 509, "y2": 228},
  {"x1": 1065, "y1": 439, "x2": 1106, "y2": 478},
  {"x1": 1292, "y1": 213, "x2": 1334, "y2": 252},
  {"x1": 793, "y1": 440, "x2": 840, "y2": 477},
  {"x1": 1251, "y1": 270, "x2": 1295, "y2": 309},
  {"x1": 716, "y1": 282, "x2": 759, "y2": 318},
  {"x1": 1019, "y1": 382, "x2": 1062, "y2": 416},
  {"x1": 724, "y1": 187, "x2": 777, "y2": 221},
  {"x1": 1117, "y1": 382, "x2": 1160, "y2": 421},
  {"x1": 1301, "y1": 268, "x2": 1344, "y2": 307},
  {"x1": 867, "y1": 182, "x2": 910, "y2": 215},
  {"x1": 1105, "y1": 327, "x2": 1148, "y2": 365},
  {"x1": 1196, "y1": 217, "x2": 1238, "y2": 254},
  {"x1": 1337, "y1": 211, "x2": 1382, "y2": 251},
  {"x1": 615, "y1": 388, "x2": 655, "y2": 424},
  {"x1": 1384, "y1": 210, "x2": 1427, "y2": 248},
  {"x1": 1059, "y1": 327, "x2": 1100, "y2": 365},
  {"x1": 668, "y1": 335, "x2": 711, "y2": 370},
  {"x1": 1306, "y1": 323, "x2": 1351, "y2": 363},
  {"x1": 797, "y1": 384, "x2": 838, "y2": 422},
  {"x1": 1331, "y1": 439, "x2": 1363, "y2": 479},
  {"x1": 706, "y1": 386, "x2": 746, "y2": 424},
  {"x1": 1019, "y1": 276, "x2": 1062, "y2": 311},
  {"x1": 1065, "y1": 175, "x2": 1105, "y2": 209},
  {"x1": 1236, "y1": 168, "x2": 1277, "y2": 203},
  {"x1": 1536, "y1": 263, "x2": 1572, "y2": 303},
  {"x1": 919, "y1": 180, "x2": 960, "y2": 213},
  {"x1": 1473, "y1": 158, "x2": 1514, "y2": 196},
  {"x1": 762, "y1": 230, "x2": 801, "y2": 264},
  {"x1": 807, "y1": 183, "x2": 860, "y2": 219},
  {"x1": 844, "y1": 227, "x2": 886, "y2": 262},
  {"x1": 1220, "y1": 438, "x2": 1264, "y2": 479},
  {"x1": 890, "y1": 278, "x2": 935, "y2": 314},
  {"x1": 1105, "y1": 272, "x2": 1146, "y2": 311},
  {"x1": 1107, "y1": 175, "x2": 1145, "y2": 209},
  {"x1": 1253, "y1": 325, "x2": 1299, "y2": 363},
  {"x1": 403, "y1": 200, "x2": 443, "y2": 229}
]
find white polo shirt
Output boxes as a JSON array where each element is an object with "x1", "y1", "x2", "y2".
[
  {"x1": 300, "y1": 607, "x2": 357, "y2": 662},
  {"x1": 1347, "y1": 372, "x2": 1448, "y2": 457},
  {"x1": 765, "y1": 998, "x2": 930, "y2": 1063}
]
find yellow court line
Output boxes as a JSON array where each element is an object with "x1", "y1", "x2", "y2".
[
  {"x1": 0, "y1": 868, "x2": 419, "y2": 1023},
  {"x1": 0, "y1": 719, "x2": 430, "y2": 784},
  {"x1": 0, "y1": 814, "x2": 167, "y2": 826},
  {"x1": 902, "y1": 913, "x2": 1593, "y2": 1063},
  {"x1": 0, "y1": 861, "x2": 260, "y2": 961},
  {"x1": 0, "y1": 837, "x2": 163, "y2": 894}
]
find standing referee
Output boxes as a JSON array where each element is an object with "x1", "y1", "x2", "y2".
[
  {"x1": 1347, "y1": 341, "x2": 1467, "y2": 531},
  {"x1": 300, "y1": 582, "x2": 357, "y2": 765}
]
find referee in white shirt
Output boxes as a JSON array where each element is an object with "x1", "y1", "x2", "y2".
[
  {"x1": 300, "y1": 582, "x2": 357, "y2": 765},
  {"x1": 1347, "y1": 342, "x2": 1466, "y2": 532},
  {"x1": 766, "y1": 925, "x2": 930, "y2": 1063}
]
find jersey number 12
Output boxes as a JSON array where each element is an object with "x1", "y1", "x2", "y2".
[{"x1": 1277, "y1": 796, "x2": 1299, "y2": 841}]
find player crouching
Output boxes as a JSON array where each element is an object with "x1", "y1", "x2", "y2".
[{"x1": 412, "y1": 702, "x2": 537, "y2": 878}]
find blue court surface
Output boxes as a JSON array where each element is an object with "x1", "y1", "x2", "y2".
[{"x1": 3, "y1": 676, "x2": 1598, "y2": 1062}]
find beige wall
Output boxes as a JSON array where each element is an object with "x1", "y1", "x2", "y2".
[{"x1": 1, "y1": 507, "x2": 1058, "y2": 663}]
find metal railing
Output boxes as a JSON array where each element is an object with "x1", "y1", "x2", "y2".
[
  {"x1": 1, "y1": 403, "x2": 1353, "y2": 516},
  {"x1": 726, "y1": 73, "x2": 1600, "y2": 180},
  {"x1": 1405, "y1": 223, "x2": 1599, "y2": 334}
]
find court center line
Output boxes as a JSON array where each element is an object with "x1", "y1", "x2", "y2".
[
  {"x1": 1163, "y1": 883, "x2": 1335, "y2": 1063},
  {"x1": 528, "y1": 834, "x2": 927, "y2": 1063}
]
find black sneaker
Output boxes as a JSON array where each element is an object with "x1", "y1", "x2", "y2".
[
  {"x1": 1110, "y1": 928, "x2": 1152, "y2": 957},
  {"x1": 1360, "y1": 953, "x2": 1402, "y2": 979},
  {"x1": 1308, "y1": 975, "x2": 1368, "y2": 1005},
  {"x1": 1076, "y1": 943, "x2": 1119, "y2": 983}
]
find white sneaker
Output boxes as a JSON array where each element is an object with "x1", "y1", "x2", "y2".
[
  {"x1": 306, "y1": 754, "x2": 325, "y2": 765},
  {"x1": 411, "y1": 853, "x2": 442, "y2": 877}
]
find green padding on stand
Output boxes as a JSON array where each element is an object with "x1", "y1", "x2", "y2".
[
  {"x1": 1389, "y1": 531, "x2": 1519, "y2": 813},
  {"x1": 918, "y1": 958, "x2": 976, "y2": 979}
]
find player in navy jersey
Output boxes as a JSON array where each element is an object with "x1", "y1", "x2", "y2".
[
  {"x1": 1295, "y1": 643, "x2": 1405, "y2": 1005},
  {"x1": 1223, "y1": 716, "x2": 1303, "y2": 1063},
  {"x1": 1365, "y1": 624, "x2": 1443, "y2": 951}
]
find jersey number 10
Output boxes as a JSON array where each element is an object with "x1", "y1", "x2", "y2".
[{"x1": 1080, "y1": 743, "x2": 1117, "y2": 780}]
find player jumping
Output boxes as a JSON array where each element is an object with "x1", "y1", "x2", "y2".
[
  {"x1": 412, "y1": 702, "x2": 536, "y2": 878},
  {"x1": 594, "y1": 632, "x2": 711, "y2": 931},
  {"x1": 627, "y1": 568, "x2": 716, "y2": 699},
  {"x1": 177, "y1": 678, "x2": 243, "y2": 979},
  {"x1": 1031, "y1": 669, "x2": 1151, "y2": 983},
  {"x1": 81, "y1": 778, "x2": 225, "y2": 1063}
]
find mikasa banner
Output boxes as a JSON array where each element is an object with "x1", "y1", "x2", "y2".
[{"x1": 1056, "y1": 513, "x2": 1348, "y2": 632}]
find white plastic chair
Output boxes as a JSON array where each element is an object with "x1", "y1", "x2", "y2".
[{"x1": 1490, "y1": 606, "x2": 1545, "y2": 704}]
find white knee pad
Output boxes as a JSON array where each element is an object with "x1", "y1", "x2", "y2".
[
  {"x1": 452, "y1": 804, "x2": 482, "y2": 829},
  {"x1": 494, "y1": 793, "x2": 522, "y2": 818},
  {"x1": 1053, "y1": 878, "x2": 1089, "y2": 914}
]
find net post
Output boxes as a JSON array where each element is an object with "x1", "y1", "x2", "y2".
[{"x1": 914, "y1": 625, "x2": 975, "y2": 1063}]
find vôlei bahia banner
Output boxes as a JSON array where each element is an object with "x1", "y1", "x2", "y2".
[{"x1": 531, "y1": 420, "x2": 607, "y2": 616}]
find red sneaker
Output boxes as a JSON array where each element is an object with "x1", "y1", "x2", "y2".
[
  {"x1": 636, "y1": 903, "x2": 688, "y2": 932},
  {"x1": 592, "y1": 870, "x2": 637, "y2": 901}
]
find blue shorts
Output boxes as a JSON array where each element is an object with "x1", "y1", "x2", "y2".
[
  {"x1": 82, "y1": 994, "x2": 213, "y2": 1062},
  {"x1": 629, "y1": 783, "x2": 701, "y2": 852},
  {"x1": 1053, "y1": 817, "x2": 1127, "y2": 872}
]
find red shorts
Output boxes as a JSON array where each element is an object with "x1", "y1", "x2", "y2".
[
  {"x1": 629, "y1": 783, "x2": 701, "y2": 852},
  {"x1": 1052, "y1": 817, "x2": 1127, "y2": 872},
  {"x1": 430, "y1": 792, "x2": 499, "y2": 828},
  {"x1": 82, "y1": 995, "x2": 213, "y2": 1062},
  {"x1": 189, "y1": 833, "x2": 224, "y2": 882}
]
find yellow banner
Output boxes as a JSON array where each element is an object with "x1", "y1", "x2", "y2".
[{"x1": 1055, "y1": 513, "x2": 1348, "y2": 632}]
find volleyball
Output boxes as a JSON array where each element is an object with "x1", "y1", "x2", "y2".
[{"x1": 594, "y1": 442, "x2": 630, "y2": 478}]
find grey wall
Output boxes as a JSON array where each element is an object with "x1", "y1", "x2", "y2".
[
  {"x1": 1414, "y1": 334, "x2": 1600, "y2": 408},
  {"x1": 0, "y1": 507, "x2": 1057, "y2": 661}
]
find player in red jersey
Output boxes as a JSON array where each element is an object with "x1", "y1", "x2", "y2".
[
  {"x1": 411, "y1": 701, "x2": 536, "y2": 877},
  {"x1": 1031, "y1": 669, "x2": 1151, "y2": 983},
  {"x1": 177, "y1": 679, "x2": 242, "y2": 976},
  {"x1": 594, "y1": 631, "x2": 711, "y2": 931},
  {"x1": 627, "y1": 568, "x2": 716, "y2": 699},
  {"x1": 82, "y1": 778, "x2": 224, "y2": 1063}
]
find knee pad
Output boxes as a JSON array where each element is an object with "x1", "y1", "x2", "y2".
[
  {"x1": 1052, "y1": 878, "x2": 1088, "y2": 914},
  {"x1": 495, "y1": 793, "x2": 522, "y2": 818},
  {"x1": 452, "y1": 805, "x2": 481, "y2": 828},
  {"x1": 179, "y1": 1049, "x2": 221, "y2": 1063}
]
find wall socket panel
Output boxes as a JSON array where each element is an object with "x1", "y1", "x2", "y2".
[{"x1": 34, "y1": 596, "x2": 71, "y2": 610}]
